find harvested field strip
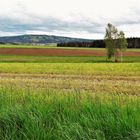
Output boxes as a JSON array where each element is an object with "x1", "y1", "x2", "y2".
[
  {"x1": 0, "y1": 73, "x2": 139, "y2": 95},
  {"x1": 0, "y1": 48, "x2": 140, "y2": 56},
  {"x1": 0, "y1": 73, "x2": 140, "y2": 81}
]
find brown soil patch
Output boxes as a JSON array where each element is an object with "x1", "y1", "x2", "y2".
[{"x1": 0, "y1": 48, "x2": 139, "y2": 56}]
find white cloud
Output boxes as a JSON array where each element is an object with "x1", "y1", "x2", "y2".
[{"x1": 0, "y1": 0, "x2": 139, "y2": 39}]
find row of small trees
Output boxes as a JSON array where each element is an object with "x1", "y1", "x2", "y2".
[{"x1": 105, "y1": 23, "x2": 128, "y2": 62}]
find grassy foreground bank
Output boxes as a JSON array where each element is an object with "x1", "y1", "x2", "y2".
[{"x1": 0, "y1": 87, "x2": 140, "y2": 140}]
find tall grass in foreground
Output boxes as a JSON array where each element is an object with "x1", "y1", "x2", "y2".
[{"x1": 0, "y1": 87, "x2": 140, "y2": 140}]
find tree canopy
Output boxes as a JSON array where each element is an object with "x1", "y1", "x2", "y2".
[{"x1": 104, "y1": 23, "x2": 128, "y2": 62}]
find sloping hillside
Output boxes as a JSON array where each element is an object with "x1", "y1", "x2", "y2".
[{"x1": 0, "y1": 35, "x2": 93, "y2": 44}]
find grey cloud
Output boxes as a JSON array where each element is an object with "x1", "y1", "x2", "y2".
[
  {"x1": 0, "y1": 7, "x2": 140, "y2": 38},
  {"x1": 0, "y1": 14, "x2": 105, "y2": 36},
  {"x1": 114, "y1": 18, "x2": 140, "y2": 27},
  {"x1": 113, "y1": 7, "x2": 140, "y2": 26}
]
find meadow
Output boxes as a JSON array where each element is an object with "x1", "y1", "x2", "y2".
[
  {"x1": 0, "y1": 55, "x2": 140, "y2": 63},
  {"x1": 0, "y1": 45, "x2": 140, "y2": 140},
  {"x1": 0, "y1": 44, "x2": 140, "y2": 51}
]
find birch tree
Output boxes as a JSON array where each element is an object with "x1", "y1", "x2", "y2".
[{"x1": 104, "y1": 23, "x2": 127, "y2": 62}]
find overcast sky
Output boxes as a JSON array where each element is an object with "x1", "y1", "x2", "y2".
[{"x1": 0, "y1": 0, "x2": 140, "y2": 39}]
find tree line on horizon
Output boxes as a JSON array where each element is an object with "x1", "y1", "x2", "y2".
[{"x1": 57, "y1": 37, "x2": 140, "y2": 49}]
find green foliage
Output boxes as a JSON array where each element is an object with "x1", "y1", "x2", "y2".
[
  {"x1": 118, "y1": 31, "x2": 128, "y2": 51},
  {"x1": 105, "y1": 23, "x2": 117, "y2": 59},
  {"x1": 105, "y1": 23, "x2": 128, "y2": 62},
  {"x1": 118, "y1": 31, "x2": 128, "y2": 62}
]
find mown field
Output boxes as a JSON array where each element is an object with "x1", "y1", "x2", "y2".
[{"x1": 0, "y1": 62, "x2": 140, "y2": 140}]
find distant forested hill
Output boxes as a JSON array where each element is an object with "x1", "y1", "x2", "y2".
[
  {"x1": 0, "y1": 35, "x2": 139, "y2": 48},
  {"x1": 0, "y1": 35, "x2": 93, "y2": 44}
]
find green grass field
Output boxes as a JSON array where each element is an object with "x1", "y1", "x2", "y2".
[
  {"x1": 0, "y1": 44, "x2": 140, "y2": 52},
  {"x1": 0, "y1": 44, "x2": 57, "y2": 49},
  {"x1": 0, "y1": 63, "x2": 139, "y2": 75},
  {"x1": 0, "y1": 55, "x2": 140, "y2": 63},
  {"x1": 0, "y1": 45, "x2": 140, "y2": 139},
  {"x1": 0, "y1": 44, "x2": 104, "y2": 49}
]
